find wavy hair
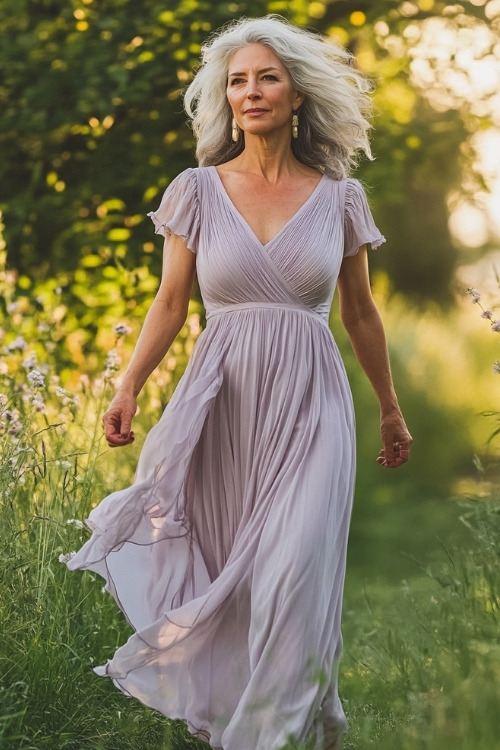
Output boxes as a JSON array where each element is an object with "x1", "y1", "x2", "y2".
[{"x1": 183, "y1": 15, "x2": 374, "y2": 178}]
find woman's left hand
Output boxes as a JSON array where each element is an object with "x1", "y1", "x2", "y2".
[{"x1": 377, "y1": 410, "x2": 413, "y2": 468}]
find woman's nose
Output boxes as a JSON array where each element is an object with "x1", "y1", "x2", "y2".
[{"x1": 246, "y1": 78, "x2": 262, "y2": 99}]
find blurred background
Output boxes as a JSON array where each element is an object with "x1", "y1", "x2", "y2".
[{"x1": 2, "y1": 0, "x2": 500, "y2": 578}]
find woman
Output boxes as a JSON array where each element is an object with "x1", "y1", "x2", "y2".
[{"x1": 66, "y1": 15, "x2": 412, "y2": 750}]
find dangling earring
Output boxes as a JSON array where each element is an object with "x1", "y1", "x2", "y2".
[
  {"x1": 231, "y1": 117, "x2": 240, "y2": 143},
  {"x1": 292, "y1": 111, "x2": 299, "y2": 139}
]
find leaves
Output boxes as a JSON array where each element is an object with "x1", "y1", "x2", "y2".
[{"x1": 1, "y1": 0, "x2": 498, "y2": 302}]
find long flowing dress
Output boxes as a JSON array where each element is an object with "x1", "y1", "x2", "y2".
[{"x1": 66, "y1": 165, "x2": 384, "y2": 750}]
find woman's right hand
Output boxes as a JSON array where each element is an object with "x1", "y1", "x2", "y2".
[{"x1": 102, "y1": 391, "x2": 137, "y2": 447}]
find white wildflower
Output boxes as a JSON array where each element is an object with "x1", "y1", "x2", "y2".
[
  {"x1": 66, "y1": 518, "x2": 85, "y2": 529},
  {"x1": 31, "y1": 393, "x2": 46, "y2": 412},
  {"x1": 492, "y1": 320, "x2": 500, "y2": 333},
  {"x1": 114, "y1": 322, "x2": 131, "y2": 337},
  {"x1": 8, "y1": 421, "x2": 23, "y2": 436},
  {"x1": 56, "y1": 459, "x2": 73, "y2": 470},
  {"x1": 467, "y1": 287, "x2": 481, "y2": 303},
  {"x1": 23, "y1": 352, "x2": 38, "y2": 370},
  {"x1": 0, "y1": 393, "x2": 7, "y2": 407},
  {"x1": 58, "y1": 551, "x2": 77, "y2": 563},
  {"x1": 104, "y1": 349, "x2": 121, "y2": 377},
  {"x1": 7, "y1": 335, "x2": 27, "y2": 351},
  {"x1": 493, "y1": 361, "x2": 500, "y2": 374},
  {"x1": 27, "y1": 369, "x2": 45, "y2": 388}
]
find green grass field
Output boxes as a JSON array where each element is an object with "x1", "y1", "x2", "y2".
[{"x1": 1, "y1": 370, "x2": 498, "y2": 750}]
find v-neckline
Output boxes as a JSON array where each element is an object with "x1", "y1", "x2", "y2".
[{"x1": 211, "y1": 166, "x2": 326, "y2": 249}]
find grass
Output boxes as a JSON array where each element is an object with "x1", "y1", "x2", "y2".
[
  {"x1": 1, "y1": 378, "x2": 499, "y2": 750},
  {"x1": 341, "y1": 495, "x2": 500, "y2": 749},
  {"x1": 0, "y1": 257, "x2": 498, "y2": 748}
]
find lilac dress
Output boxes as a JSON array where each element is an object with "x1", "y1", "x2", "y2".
[{"x1": 67, "y1": 166, "x2": 384, "y2": 749}]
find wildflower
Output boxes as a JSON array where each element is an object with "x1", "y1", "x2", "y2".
[
  {"x1": 114, "y1": 322, "x2": 131, "y2": 337},
  {"x1": 481, "y1": 309, "x2": 493, "y2": 320},
  {"x1": 0, "y1": 393, "x2": 7, "y2": 407},
  {"x1": 8, "y1": 420, "x2": 23, "y2": 435},
  {"x1": 22, "y1": 352, "x2": 38, "y2": 370},
  {"x1": 27, "y1": 369, "x2": 45, "y2": 388},
  {"x1": 66, "y1": 518, "x2": 85, "y2": 529},
  {"x1": 492, "y1": 320, "x2": 500, "y2": 332},
  {"x1": 7, "y1": 335, "x2": 27, "y2": 351},
  {"x1": 104, "y1": 349, "x2": 121, "y2": 377},
  {"x1": 31, "y1": 393, "x2": 46, "y2": 412},
  {"x1": 56, "y1": 460, "x2": 73, "y2": 470},
  {"x1": 58, "y1": 551, "x2": 77, "y2": 563},
  {"x1": 493, "y1": 361, "x2": 500, "y2": 374}
]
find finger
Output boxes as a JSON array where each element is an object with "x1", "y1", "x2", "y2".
[
  {"x1": 377, "y1": 452, "x2": 410, "y2": 468},
  {"x1": 106, "y1": 431, "x2": 135, "y2": 448},
  {"x1": 119, "y1": 416, "x2": 133, "y2": 439},
  {"x1": 103, "y1": 411, "x2": 134, "y2": 441}
]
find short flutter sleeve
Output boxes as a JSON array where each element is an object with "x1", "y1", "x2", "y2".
[
  {"x1": 343, "y1": 178, "x2": 385, "y2": 258},
  {"x1": 147, "y1": 168, "x2": 200, "y2": 253}
]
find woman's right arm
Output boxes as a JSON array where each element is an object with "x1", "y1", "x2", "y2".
[{"x1": 103, "y1": 233, "x2": 196, "y2": 447}]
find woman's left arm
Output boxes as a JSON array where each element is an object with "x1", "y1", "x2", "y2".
[{"x1": 337, "y1": 245, "x2": 413, "y2": 468}]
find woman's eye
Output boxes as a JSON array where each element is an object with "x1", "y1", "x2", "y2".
[
  {"x1": 262, "y1": 74, "x2": 278, "y2": 81},
  {"x1": 229, "y1": 78, "x2": 244, "y2": 85}
]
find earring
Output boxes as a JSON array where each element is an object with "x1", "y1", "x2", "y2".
[
  {"x1": 231, "y1": 117, "x2": 239, "y2": 143},
  {"x1": 292, "y1": 112, "x2": 299, "y2": 139}
]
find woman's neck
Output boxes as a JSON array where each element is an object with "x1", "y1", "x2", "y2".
[{"x1": 231, "y1": 135, "x2": 302, "y2": 183}]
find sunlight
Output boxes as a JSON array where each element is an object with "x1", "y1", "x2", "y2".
[{"x1": 407, "y1": 15, "x2": 500, "y2": 248}]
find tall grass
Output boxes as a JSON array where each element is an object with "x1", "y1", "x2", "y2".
[
  {"x1": 1, "y1": 239, "x2": 499, "y2": 748},
  {"x1": 1, "y1": 388, "x2": 498, "y2": 749},
  {"x1": 341, "y1": 494, "x2": 500, "y2": 749}
]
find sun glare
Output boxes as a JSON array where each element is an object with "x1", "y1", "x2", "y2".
[{"x1": 407, "y1": 15, "x2": 500, "y2": 248}]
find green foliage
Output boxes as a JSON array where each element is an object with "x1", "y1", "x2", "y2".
[
  {"x1": 341, "y1": 496, "x2": 500, "y2": 750},
  {"x1": 1, "y1": 374, "x2": 498, "y2": 748},
  {"x1": 1, "y1": 0, "x2": 498, "y2": 302},
  {"x1": 0, "y1": 229, "x2": 499, "y2": 748}
]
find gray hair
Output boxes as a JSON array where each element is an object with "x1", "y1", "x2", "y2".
[{"x1": 183, "y1": 15, "x2": 374, "y2": 178}]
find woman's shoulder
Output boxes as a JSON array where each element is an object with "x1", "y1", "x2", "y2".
[{"x1": 323, "y1": 174, "x2": 369, "y2": 199}]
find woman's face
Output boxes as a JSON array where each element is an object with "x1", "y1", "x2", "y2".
[{"x1": 226, "y1": 43, "x2": 304, "y2": 140}]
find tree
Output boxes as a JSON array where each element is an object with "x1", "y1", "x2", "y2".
[{"x1": 1, "y1": 0, "x2": 497, "y2": 303}]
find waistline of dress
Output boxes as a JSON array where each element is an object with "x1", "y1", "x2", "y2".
[{"x1": 205, "y1": 302, "x2": 329, "y2": 328}]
